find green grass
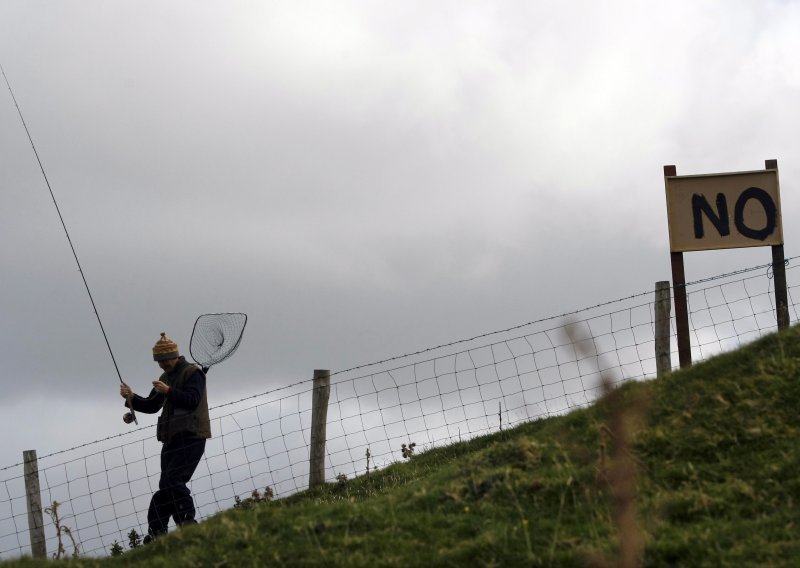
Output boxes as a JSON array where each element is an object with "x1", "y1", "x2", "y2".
[{"x1": 7, "y1": 325, "x2": 800, "y2": 567}]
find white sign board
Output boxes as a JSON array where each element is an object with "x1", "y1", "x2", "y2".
[{"x1": 665, "y1": 169, "x2": 783, "y2": 253}]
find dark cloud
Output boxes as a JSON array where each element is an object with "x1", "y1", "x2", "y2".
[{"x1": 1, "y1": 0, "x2": 799, "y2": 466}]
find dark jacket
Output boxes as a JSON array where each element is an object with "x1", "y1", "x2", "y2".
[{"x1": 127, "y1": 357, "x2": 211, "y2": 442}]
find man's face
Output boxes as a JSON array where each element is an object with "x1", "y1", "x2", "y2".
[{"x1": 158, "y1": 357, "x2": 180, "y2": 373}]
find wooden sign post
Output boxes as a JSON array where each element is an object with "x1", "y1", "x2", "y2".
[{"x1": 664, "y1": 160, "x2": 788, "y2": 368}]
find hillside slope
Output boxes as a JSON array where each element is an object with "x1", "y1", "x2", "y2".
[{"x1": 7, "y1": 325, "x2": 800, "y2": 567}]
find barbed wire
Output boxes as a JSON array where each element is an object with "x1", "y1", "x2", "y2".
[{"x1": 203, "y1": 254, "x2": 799, "y2": 408}]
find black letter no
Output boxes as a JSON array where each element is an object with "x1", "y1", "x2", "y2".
[
  {"x1": 734, "y1": 187, "x2": 776, "y2": 241},
  {"x1": 692, "y1": 193, "x2": 729, "y2": 239}
]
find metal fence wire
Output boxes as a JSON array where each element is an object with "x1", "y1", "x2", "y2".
[{"x1": 1, "y1": 261, "x2": 798, "y2": 558}]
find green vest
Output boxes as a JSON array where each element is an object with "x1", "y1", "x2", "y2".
[{"x1": 156, "y1": 358, "x2": 212, "y2": 442}]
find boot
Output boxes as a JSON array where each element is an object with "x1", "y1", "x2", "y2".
[{"x1": 143, "y1": 529, "x2": 166, "y2": 545}]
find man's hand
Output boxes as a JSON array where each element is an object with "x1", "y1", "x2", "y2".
[
  {"x1": 120, "y1": 382, "x2": 133, "y2": 399},
  {"x1": 152, "y1": 380, "x2": 170, "y2": 395}
]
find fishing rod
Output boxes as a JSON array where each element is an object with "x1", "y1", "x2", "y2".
[{"x1": 1, "y1": 63, "x2": 138, "y2": 424}]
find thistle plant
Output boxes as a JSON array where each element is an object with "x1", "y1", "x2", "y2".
[
  {"x1": 401, "y1": 442, "x2": 416, "y2": 459},
  {"x1": 234, "y1": 487, "x2": 274, "y2": 510},
  {"x1": 44, "y1": 501, "x2": 79, "y2": 559}
]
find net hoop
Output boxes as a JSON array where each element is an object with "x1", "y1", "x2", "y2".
[{"x1": 189, "y1": 312, "x2": 247, "y2": 371}]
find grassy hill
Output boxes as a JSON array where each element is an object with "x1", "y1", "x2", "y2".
[{"x1": 7, "y1": 325, "x2": 800, "y2": 567}]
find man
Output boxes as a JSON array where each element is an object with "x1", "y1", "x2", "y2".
[{"x1": 119, "y1": 332, "x2": 211, "y2": 542}]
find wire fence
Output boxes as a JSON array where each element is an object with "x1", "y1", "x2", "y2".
[{"x1": 1, "y1": 261, "x2": 798, "y2": 559}]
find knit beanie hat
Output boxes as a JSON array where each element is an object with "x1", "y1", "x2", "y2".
[{"x1": 152, "y1": 332, "x2": 180, "y2": 361}]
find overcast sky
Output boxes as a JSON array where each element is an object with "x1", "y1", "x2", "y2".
[{"x1": 2, "y1": 0, "x2": 799, "y2": 466}]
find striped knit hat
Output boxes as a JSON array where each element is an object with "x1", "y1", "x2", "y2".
[{"x1": 152, "y1": 332, "x2": 179, "y2": 361}]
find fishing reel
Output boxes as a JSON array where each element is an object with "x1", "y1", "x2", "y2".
[{"x1": 123, "y1": 412, "x2": 135, "y2": 424}]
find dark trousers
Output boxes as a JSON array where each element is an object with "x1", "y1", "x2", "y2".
[{"x1": 148, "y1": 434, "x2": 206, "y2": 535}]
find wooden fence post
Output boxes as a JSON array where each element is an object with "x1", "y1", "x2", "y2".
[
  {"x1": 655, "y1": 281, "x2": 672, "y2": 377},
  {"x1": 23, "y1": 450, "x2": 46, "y2": 559},
  {"x1": 309, "y1": 369, "x2": 330, "y2": 489}
]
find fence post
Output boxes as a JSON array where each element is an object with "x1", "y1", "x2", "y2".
[
  {"x1": 309, "y1": 369, "x2": 330, "y2": 489},
  {"x1": 655, "y1": 281, "x2": 672, "y2": 377},
  {"x1": 23, "y1": 450, "x2": 46, "y2": 559}
]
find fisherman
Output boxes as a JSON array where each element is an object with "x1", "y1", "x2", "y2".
[{"x1": 119, "y1": 332, "x2": 211, "y2": 542}]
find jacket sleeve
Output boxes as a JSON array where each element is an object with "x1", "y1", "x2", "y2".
[
  {"x1": 124, "y1": 389, "x2": 165, "y2": 414},
  {"x1": 165, "y1": 369, "x2": 205, "y2": 411}
]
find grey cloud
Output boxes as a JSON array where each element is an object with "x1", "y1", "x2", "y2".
[{"x1": 2, "y1": 0, "x2": 800, "y2": 471}]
